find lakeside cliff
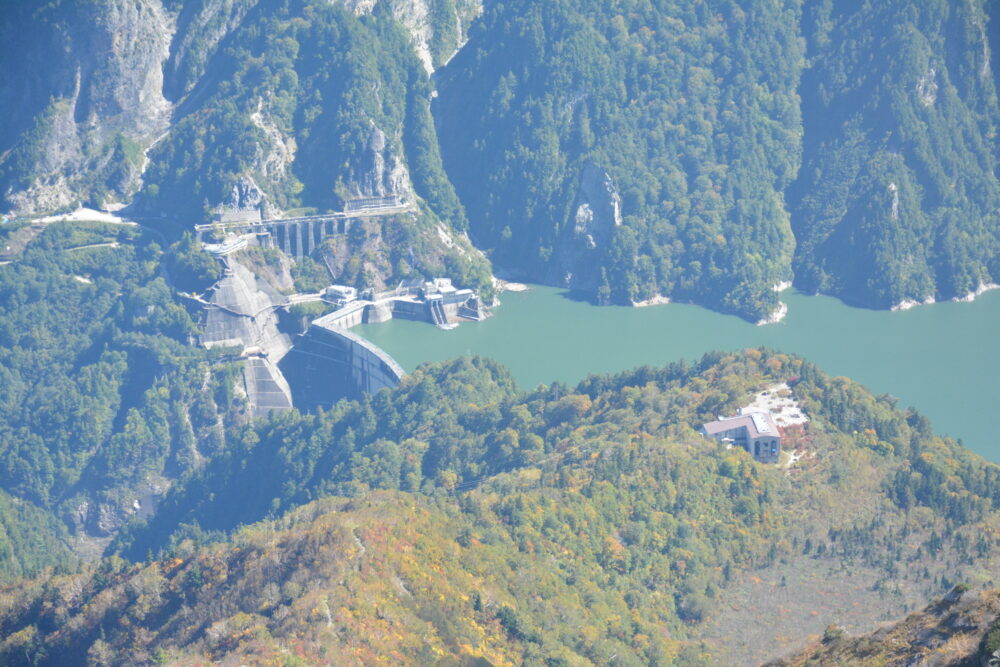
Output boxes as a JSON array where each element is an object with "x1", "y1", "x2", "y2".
[{"x1": 3, "y1": 0, "x2": 998, "y2": 319}]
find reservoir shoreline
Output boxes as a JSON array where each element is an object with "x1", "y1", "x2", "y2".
[{"x1": 357, "y1": 285, "x2": 1000, "y2": 463}]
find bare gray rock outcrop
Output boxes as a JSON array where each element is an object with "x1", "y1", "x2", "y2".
[
  {"x1": 0, "y1": 0, "x2": 175, "y2": 215},
  {"x1": 0, "y1": 0, "x2": 484, "y2": 217},
  {"x1": 350, "y1": 121, "x2": 411, "y2": 199},
  {"x1": 337, "y1": 0, "x2": 482, "y2": 71},
  {"x1": 549, "y1": 161, "x2": 622, "y2": 292}
]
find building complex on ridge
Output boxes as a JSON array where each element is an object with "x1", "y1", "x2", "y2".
[{"x1": 701, "y1": 411, "x2": 781, "y2": 464}]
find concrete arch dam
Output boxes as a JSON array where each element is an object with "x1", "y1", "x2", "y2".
[{"x1": 279, "y1": 319, "x2": 406, "y2": 411}]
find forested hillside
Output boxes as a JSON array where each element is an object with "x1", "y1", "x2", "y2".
[
  {"x1": 437, "y1": 0, "x2": 1000, "y2": 315},
  {"x1": 437, "y1": 0, "x2": 803, "y2": 320},
  {"x1": 790, "y1": 0, "x2": 1000, "y2": 308},
  {"x1": 0, "y1": 489, "x2": 74, "y2": 582},
  {"x1": 3, "y1": 351, "x2": 1000, "y2": 664},
  {"x1": 0, "y1": 0, "x2": 492, "y2": 295},
  {"x1": 2, "y1": 0, "x2": 998, "y2": 317},
  {"x1": 3, "y1": 4, "x2": 1000, "y2": 664},
  {"x1": 0, "y1": 221, "x2": 244, "y2": 572},
  {"x1": 0, "y1": 0, "x2": 480, "y2": 219},
  {"x1": 141, "y1": 2, "x2": 459, "y2": 221},
  {"x1": 135, "y1": 0, "x2": 494, "y2": 298}
]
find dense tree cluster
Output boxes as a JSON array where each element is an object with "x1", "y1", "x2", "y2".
[
  {"x1": 437, "y1": 0, "x2": 802, "y2": 319},
  {"x1": 140, "y1": 0, "x2": 491, "y2": 293},
  {"x1": 0, "y1": 223, "x2": 243, "y2": 579},
  {"x1": 4, "y1": 0, "x2": 999, "y2": 316},
  {"x1": 140, "y1": 1, "x2": 463, "y2": 222},
  {"x1": 791, "y1": 0, "x2": 1000, "y2": 307},
  {"x1": 1, "y1": 350, "x2": 1000, "y2": 664},
  {"x1": 437, "y1": 0, "x2": 1000, "y2": 316}
]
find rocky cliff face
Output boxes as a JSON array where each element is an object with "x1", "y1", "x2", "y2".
[
  {"x1": 0, "y1": 0, "x2": 175, "y2": 215},
  {"x1": 548, "y1": 162, "x2": 622, "y2": 292},
  {"x1": 74, "y1": 0, "x2": 174, "y2": 136},
  {"x1": 220, "y1": 174, "x2": 271, "y2": 217},
  {"x1": 771, "y1": 587, "x2": 1000, "y2": 667},
  {"x1": 4, "y1": 0, "x2": 998, "y2": 320},
  {"x1": 791, "y1": 0, "x2": 1000, "y2": 308},
  {"x1": 349, "y1": 121, "x2": 412, "y2": 200},
  {"x1": 0, "y1": 0, "x2": 482, "y2": 219}
]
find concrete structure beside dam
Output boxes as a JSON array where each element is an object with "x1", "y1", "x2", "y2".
[
  {"x1": 196, "y1": 260, "x2": 294, "y2": 417},
  {"x1": 191, "y1": 255, "x2": 488, "y2": 415},
  {"x1": 189, "y1": 201, "x2": 487, "y2": 415},
  {"x1": 320, "y1": 278, "x2": 491, "y2": 330},
  {"x1": 192, "y1": 256, "x2": 409, "y2": 414},
  {"x1": 279, "y1": 318, "x2": 406, "y2": 411},
  {"x1": 267, "y1": 276, "x2": 494, "y2": 410},
  {"x1": 198, "y1": 195, "x2": 411, "y2": 260}
]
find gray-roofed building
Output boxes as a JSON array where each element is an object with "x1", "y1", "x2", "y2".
[{"x1": 701, "y1": 411, "x2": 781, "y2": 464}]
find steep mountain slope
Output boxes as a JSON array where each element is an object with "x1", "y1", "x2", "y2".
[
  {"x1": 790, "y1": 0, "x2": 1000, "y2": 309},
  {"x1": 0, "y1": 0, "x2": 173, "y2": 213},
  {"x1": 0, "y1": 0, "x2": 491, "y2": 295},
  {"x1": 0, "y1": 211, "x2": 492, "y2": 578},
  {"x1": 435, "y1": 0, "x2": 1000, "y2": 318},
  {"x1": 0, "y1": 221, "x2": 246, "y2": 568},
  {"x1": 0, "y1": 0, "x2": 481, "y2": 218},
  {"x1": 140, "y1": 2, "x2": 451, "y2": 221},
  {"x1": 770, "y1": 586, "x2": 1000, "y2": 666},
  {"x1": 2, "y1": 352, "x2": 1000, "y2": 664},
  {"x1": 436, "y1": 0, "x2": 803, "y2": 320},
  {"x1": 0, "y1": 489, "x2": 75, "y2": 582},
  {"x1": 3, "y1": 1, "x2": 999, "y2": 317}
]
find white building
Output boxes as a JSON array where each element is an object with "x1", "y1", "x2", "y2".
[
  {"x1": 325, "y1": 285, "x2": 358, "y2": 305},
  {"x1": 203, "y1": 236, "x2": 249, "y2": 256},
  {"x1": 701, "y1": 411, "x2": 781, "y2": 464}
]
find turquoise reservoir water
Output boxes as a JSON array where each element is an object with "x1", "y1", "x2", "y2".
[{"x1": 356, "y1": 286, "x2": 1000, "y2": 461}]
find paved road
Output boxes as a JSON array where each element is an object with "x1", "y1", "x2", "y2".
[
  {"x1": 287, "y1": 292, "x2": 327, "y2": 305},
  {"x1": 180, "y1": 289, "x2": 331, "y2": 318},
  {"x1": 194, "y1": 203, "x2": 415, "y2": 234}
]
